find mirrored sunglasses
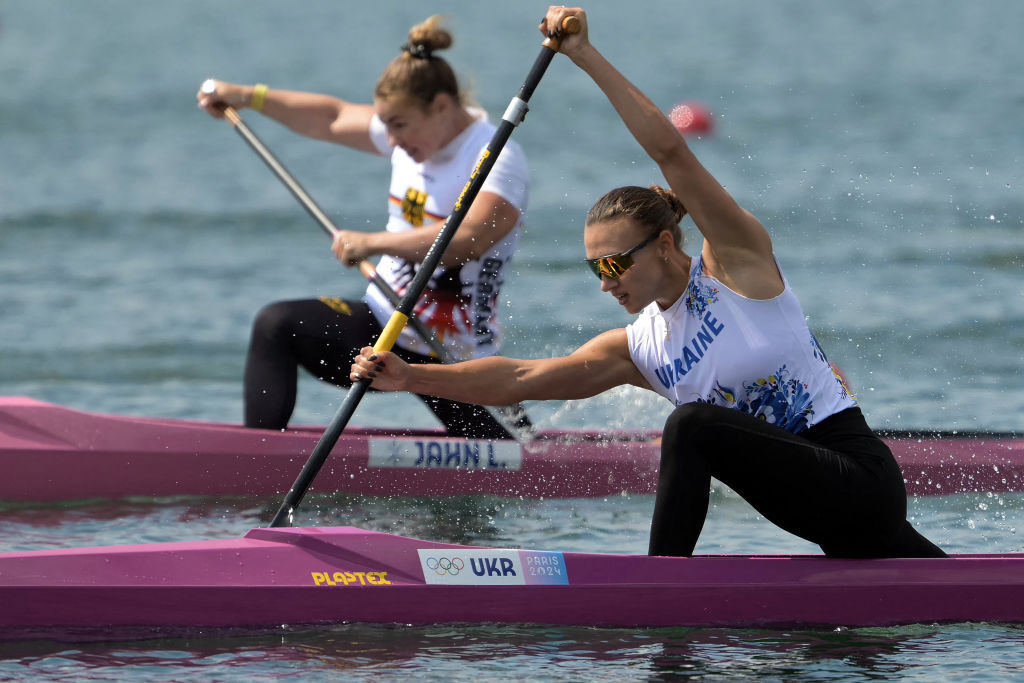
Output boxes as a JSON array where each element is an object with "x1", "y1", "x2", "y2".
[{"x1": 585, "y1": 230, "x2": 661, "y2": 280}]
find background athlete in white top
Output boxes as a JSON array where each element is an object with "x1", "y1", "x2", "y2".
[
  {"x1": 363, "y1": 108, "x2": 527, "y2": 362},
  {"x1": 198, "y1": 16, "x2": 530, "y2": 438}
]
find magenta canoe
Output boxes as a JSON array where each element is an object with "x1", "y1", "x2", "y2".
[
  {"x1": 1, "y1": 396, "x2": 1022, "y2": 502},
  {"x1": 1, "y1": 525, "x2": 1022, "y2": 637}
]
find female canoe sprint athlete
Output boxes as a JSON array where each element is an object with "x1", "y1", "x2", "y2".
[
  {"x1": 197, "y1": 16, "x2": 531, "y2": 439},
  {"x1": 351, "y1": 6, "x2": 947, "y2": 558}
]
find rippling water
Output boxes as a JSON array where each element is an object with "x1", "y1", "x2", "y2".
[{"x1": 2, "y1": 0, "x2": 1023, "y2": 679}]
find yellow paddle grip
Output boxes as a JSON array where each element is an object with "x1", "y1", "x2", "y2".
[{"x1": 373, "y1": 312, "x2": 409, "y2": 352}]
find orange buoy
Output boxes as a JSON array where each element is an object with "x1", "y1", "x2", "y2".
[{"x1": 669, "y1": 101, "x2": 713, "y2": 136}]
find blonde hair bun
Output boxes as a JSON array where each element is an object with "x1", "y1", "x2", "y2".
[{"x1": 405, "y1": 15, "x2": 453, "y2": 58}]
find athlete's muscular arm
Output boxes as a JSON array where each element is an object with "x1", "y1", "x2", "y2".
[
  {"x1": 197, "y1": 82, "x2": 380, "y2": 154},
  {"x1": 543, "y1": 7, "x2": 781, "y2": 300},
  {"x1": 331, "y1": 191, "x2": 519, "y2": 267},
  {"x1": 351, "y1": 328, "x2": 652, "y2": 404}
]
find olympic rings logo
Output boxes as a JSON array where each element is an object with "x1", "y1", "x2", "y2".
[{"x1": 425, "y1": 556, "x2": 465, "y2": 576}]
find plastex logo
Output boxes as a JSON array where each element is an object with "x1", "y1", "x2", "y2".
[{"x1": 311, "y1": 571, "x2": 391, "y2": 586}]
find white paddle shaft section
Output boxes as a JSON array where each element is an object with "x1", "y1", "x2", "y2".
[{"x1": 502, "y1": 97, "x2": 529, "y2": 126}]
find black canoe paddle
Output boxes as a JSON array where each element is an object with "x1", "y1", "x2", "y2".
[{"x1": 267, "y1": 15, "x2": 580, "y2": 527}]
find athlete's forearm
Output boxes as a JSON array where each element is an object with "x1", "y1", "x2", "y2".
[
  {"x1": 369, "y1": 194, "x2": 520, "y2": 266},
  {"x1": 403, "y1": 356, "x2": 536, "y2": 406}
]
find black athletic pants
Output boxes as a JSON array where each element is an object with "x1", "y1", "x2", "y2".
[
  {"x1": 243, "y1": 298, "x2": 521, "y2": 439},
  {"x1": 650, "y1": 402, "x2": 947, "y2": 558}
]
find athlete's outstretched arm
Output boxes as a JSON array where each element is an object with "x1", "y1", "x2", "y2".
[
  {"x1": 351, "y1": 329, "x2": 650, "y2": 405},
  {"x1": 541, "y1": 7, "x2": 781, "y2": 299},
  {"x1": 198, "y1": 81, "x2": 379, "y2": 153}
]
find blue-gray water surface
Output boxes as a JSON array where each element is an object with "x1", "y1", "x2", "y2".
[{"x1": 2, "y1": 0, "x2": 1023, "y2": 679}]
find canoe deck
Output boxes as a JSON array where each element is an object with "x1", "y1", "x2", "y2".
[
  {"x1": 1, "y1": 396, "x2": 1022, "y2": 502},
  {"x1": 1, "y1": 525, "x2": 1022, "y2": 637}
]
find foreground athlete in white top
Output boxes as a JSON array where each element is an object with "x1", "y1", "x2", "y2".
[
  {"x1": 351, "y1": 6, "x2": 946, "y2": 558},
  {"x1": 197, "y1": 16, "x2": 530, "y2": 438}
]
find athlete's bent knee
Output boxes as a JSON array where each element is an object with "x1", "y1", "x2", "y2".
[
  {"x1": 662, "y1": 402, "x2": 726, "y2": 446},
  {"x1": 251, "y1": 300, "x2": 297, "y2": 341}
]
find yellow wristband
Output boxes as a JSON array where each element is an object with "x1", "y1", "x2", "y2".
[{"x1": 250, "y1": 83, "x2": 268, "y2": 111}]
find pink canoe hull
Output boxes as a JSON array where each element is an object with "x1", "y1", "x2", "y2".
[
  {"x1": 1, "y1": 396, "x2": 1022, "y2": 501},
  {"x1": 1, "y1": 526, "x2": 1022, "y2": 635}
]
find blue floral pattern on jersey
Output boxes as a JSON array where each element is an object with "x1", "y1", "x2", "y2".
[
  {"x1": 810, "y1": 331, "x2": 855, "y2": 401},
  {"x1": 699, "y1": 365, "x2": 815, "y2": 433},
  {"x1": 684, "y1": 277, "x2": 719, "y2": 320},
  {"x1": 809, "y1": 331, "x2": 829, "y2": 364}
]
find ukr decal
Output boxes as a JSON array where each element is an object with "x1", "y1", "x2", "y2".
[{"x1": 417, "y1": 548, "x2": 568, "y2": 586}]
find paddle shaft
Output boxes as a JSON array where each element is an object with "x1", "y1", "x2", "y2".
[
  {"x1": 219, "y1": 106, "x2": 532, "y2": 440},
  {"x1": 269, "y1": 18, "x2": 578, "y2": 527},
  {"x1": 222, "y1": 107, "x2": 336, "y2": 240}
]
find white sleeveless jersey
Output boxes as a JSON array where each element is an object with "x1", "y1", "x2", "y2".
[
  {"x1": 626, "y1": 255, "x2": 856, "y2": 433},
  {"x1": 364, "y1": 109, "x2": 529, "y2": 360}
]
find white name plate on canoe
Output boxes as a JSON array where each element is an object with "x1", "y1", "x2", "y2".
[{"x1": 368, "y1": 438, "x2": 523, "y2": 471}]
